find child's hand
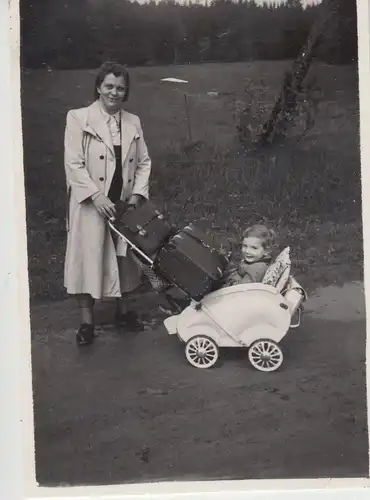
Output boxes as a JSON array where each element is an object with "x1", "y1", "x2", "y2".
[{"x1": 219, "y1": 243, "x2": 232, "y2": 258}]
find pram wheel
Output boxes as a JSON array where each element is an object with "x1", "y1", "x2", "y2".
[
  {"x1": 248, "y1": 339, "x2": 283, "y2": 372},
  {"x1": 185, "y1": 335, "x2": 219, "y2": 369}
]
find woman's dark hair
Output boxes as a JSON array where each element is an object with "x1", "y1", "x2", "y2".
[{"x1": 94, "y1": 61, "x2": 130, "y2": 101}]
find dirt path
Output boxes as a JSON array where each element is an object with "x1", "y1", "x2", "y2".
[{"x1": 31, "y1": 282, "x2": 368, "y2": 486}]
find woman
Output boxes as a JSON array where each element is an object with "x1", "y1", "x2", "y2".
[{"x1": 64, "y1": 61, "x2": 151, "y2": 346}]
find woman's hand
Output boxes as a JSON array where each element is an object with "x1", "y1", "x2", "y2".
[
  {"x1": 91, "y1": 193, "x2": 116, "y2": 219},
  {"x1": 126, "y1": 194, "x2": 144, "y2": 211},
  {"x1": 127, "y1": 194, "x2": 143, "y2": 207}
]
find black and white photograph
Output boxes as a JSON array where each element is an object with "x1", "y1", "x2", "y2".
[{"x1": 19, "y1": 0, "x2": 368, "y2": 488}]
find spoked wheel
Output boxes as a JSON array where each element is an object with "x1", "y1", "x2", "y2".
[
  {"x1": 248, "y1": 339, "x2": 283, "y2": 372},
  {"x1": 185, "y1": 335, "x2": 219, "y2": 369}
]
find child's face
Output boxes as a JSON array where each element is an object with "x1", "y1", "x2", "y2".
[{"x1": 241, "y1": 236, "x2": 267, "y2": 263}]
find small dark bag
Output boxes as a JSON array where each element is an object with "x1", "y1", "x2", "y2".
[{"x1": 113, "y1": 200, "x2": 176, "y2": 255}]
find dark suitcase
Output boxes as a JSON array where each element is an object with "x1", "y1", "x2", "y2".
[
  {"x1": 154, "y1": 223, "x2": 229, "y2": 301},
  {"x1": 113, "y1": 200, "x2": 176, "y2": 255}
]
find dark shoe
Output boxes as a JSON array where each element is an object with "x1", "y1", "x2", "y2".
[
  {"x1": 76, "y1": 323, "x2": 94, "y2": 346},
  {"x1": 115, "y1": 310, "x2": 143, "y2": 332}
]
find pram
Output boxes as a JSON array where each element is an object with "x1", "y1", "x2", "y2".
[
  {"x1": 108, "y1": 205, "x2": 306, "y2": 373},
  {"x1": 163, "y1": 261, "x2": 306, "y2": 372}
]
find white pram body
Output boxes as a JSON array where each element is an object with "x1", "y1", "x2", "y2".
[{"x1": 163, "y1": 248, "x2": 306, "y2": 372}]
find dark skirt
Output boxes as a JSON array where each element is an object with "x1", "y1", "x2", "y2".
[
  {"x1": 108, "y1": 146, "x2": 142, "y2": 293},
  {"x1": 108, "y1": 145, "x2": 123, "y2": 203}
]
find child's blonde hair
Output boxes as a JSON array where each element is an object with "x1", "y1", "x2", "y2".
[{"x1": 242, "y1": 224, "x2": 277, "y2": 255}]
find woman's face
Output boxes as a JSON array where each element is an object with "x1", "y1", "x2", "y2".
[{"x1": 97, "y1": 73, "x2": 127, "y2": 113}]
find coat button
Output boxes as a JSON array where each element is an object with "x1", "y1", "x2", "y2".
[
  {"x1": 99, "y1": 177, "x2": 104, "y2": 181},
  {"x1": 100, "y1": 155, "x2": 104, "y2": 160},
  {"x1": 129, "y1": 158, "x2": 133, "y2": 162}
]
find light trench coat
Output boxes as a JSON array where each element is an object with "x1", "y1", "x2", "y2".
[{"x1": 64, "y1": 100, "x2": 151, "y2": 299}]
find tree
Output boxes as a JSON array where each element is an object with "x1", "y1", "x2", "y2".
[
  {"x1": 286, "y1": 0, "x2": 303, "y2": 8},
  {"x1": 256, "y1": 0, "x2": 357, "y2": 146},
  {"x1": 22, "y1": 0, "x2": 351, "y2": 70},
  {"x1": 316, "y1": 0, "x2": 358, "y2": 64}
]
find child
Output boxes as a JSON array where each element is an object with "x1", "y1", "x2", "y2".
[{"x1": 222, "y1": 224, "x2": 277, "y2": 287}]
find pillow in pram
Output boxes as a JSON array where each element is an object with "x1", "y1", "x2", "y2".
[{"x1": 262, "y1": 246, "x2": 291, "y2": 292}]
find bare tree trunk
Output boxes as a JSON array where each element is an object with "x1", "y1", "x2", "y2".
[{"x1": 257, "y1": 0, "x2": 339, "y2": 146}]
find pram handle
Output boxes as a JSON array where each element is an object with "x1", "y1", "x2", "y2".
[{"x1": 108, "y1": 218, "x2": 154, "y2": 266}]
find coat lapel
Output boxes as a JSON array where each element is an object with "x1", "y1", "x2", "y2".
[
  {"x1": 82, "y1": 103, "x2": 139, "y2": 199},
  {"x1": 120, "y1": 111, "x2": 139, "y2": 163},
  {"x1": 84, "y1": 101, "x2": 114, "y2": 155},
  {"x1": 84, "y1": 103, "x2": 138, "y2": 161}
]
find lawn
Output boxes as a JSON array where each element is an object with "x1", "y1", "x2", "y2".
[
  {"x1": 24, "y1": 61, "x2": 368, "y2": 484},
  {"x1": 21, "y1": 61, "x2": 363, "y2": 301}
]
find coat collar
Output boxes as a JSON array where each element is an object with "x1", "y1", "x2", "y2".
[
  {"x1": 83, "y1": 100, "x2": 138, "y2": 158},
  {"x1": 120, "y1": 110, "x2": 140, "y2": 162}
]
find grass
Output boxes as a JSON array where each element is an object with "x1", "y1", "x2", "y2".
[
  {"x1": 21, "y1": 61, "x2": 363, "y2": 302},
  {"x1": 27, "y1": 62, "x2": 367, "y2": 484}
]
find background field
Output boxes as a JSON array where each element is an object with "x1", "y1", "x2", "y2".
[
  {"x1": 23, "y1": 61, "x2": 367, "y2": 484},
  {"x1": 22, "y1": 61, "x2": 363, "y2": 302}
]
